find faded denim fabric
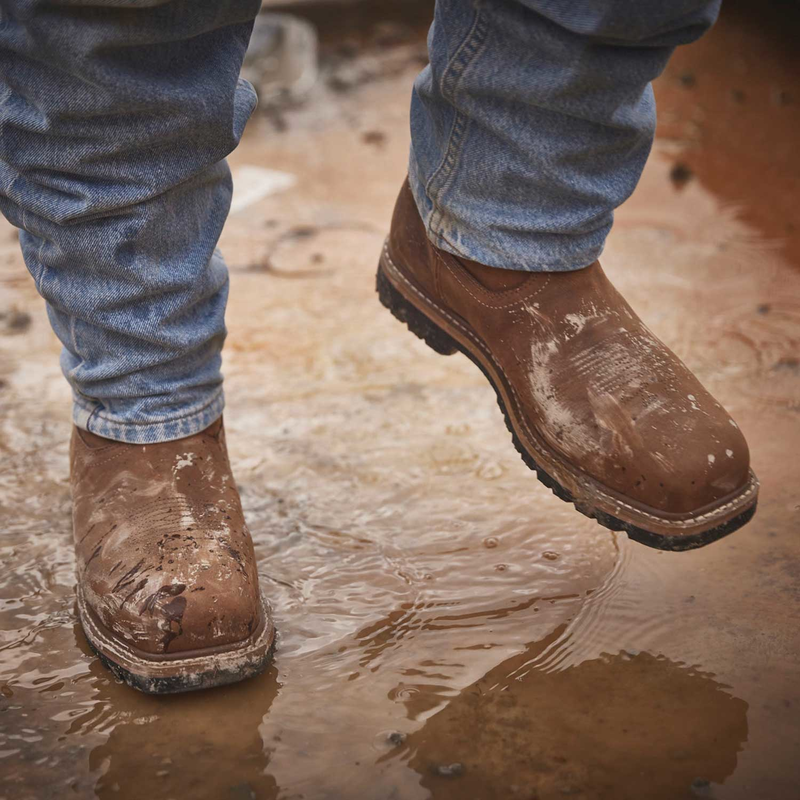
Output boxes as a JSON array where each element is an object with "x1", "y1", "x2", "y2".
[
  {"x1": 0, "y1": 0, "x2": 720, "y2": 445},
  {"x1": 409, "y1": 0, "x2": 721, "y2": 271},
  {"x1": 0, "y1": 0, "x2": 260, "y2": 443}
]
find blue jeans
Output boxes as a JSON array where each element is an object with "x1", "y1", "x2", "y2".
[
  {"x1": 410, "y1": 0, "x2": 721, "y2": 270},
  {"x1": 0, "y1": 0, "x2": 719, "y2": 444}
]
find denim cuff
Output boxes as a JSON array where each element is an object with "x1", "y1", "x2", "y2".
[
  {"x1": 72, "y1": 388, "x2": 225, "y2": 444},
  {"x1": 407, "y1": 154, "x2": 606, "y2": 273}
]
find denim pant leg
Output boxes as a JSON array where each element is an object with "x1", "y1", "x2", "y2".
[
  {"x1": 0, "y1": 0, "x2": 260, "y2": 443},
  {"x1": 409, "y1": 0, "x2": 721, "y2": 272}
]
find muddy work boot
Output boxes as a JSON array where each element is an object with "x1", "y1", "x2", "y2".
[
  {"x1": 378, "y1": 181, "x2": 758, "y2": 550},
  {"x1": 70, "y1": 418, "x2": 275, "y2": 693}
]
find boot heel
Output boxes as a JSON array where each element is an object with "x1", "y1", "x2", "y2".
[{"x1": 376, "y1": 265, "x2": 459, "y2": 356}]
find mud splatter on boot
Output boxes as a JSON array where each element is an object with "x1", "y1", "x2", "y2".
[{"x1": 70, "y1": 418, "x2": 275, "y2": 693}]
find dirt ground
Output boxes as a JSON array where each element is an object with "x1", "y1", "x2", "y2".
[{"x1": 1, "y1": 2, "x2": 799, "y2": 799}]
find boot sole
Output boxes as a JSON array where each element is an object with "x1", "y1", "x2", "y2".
[
  {"x1": 78, "y1": 585, "x2": 276, "y2": 694},
  {"x1": 377, "y1": 242, "x2": 758, "y2": 551}
]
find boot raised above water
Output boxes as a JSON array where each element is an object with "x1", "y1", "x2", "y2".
[
  {"x1": 70, "y1": 418, "x2": 275, "y2": 694},
  {"x1": 378, "y1": 180, "x2": 758, "y2": 550}
]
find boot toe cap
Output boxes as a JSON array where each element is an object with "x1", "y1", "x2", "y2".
[
  {"x1": 84, "y1": 560, "x2": 262, "y2": 657},
  {"x1": 616, "y1": 416, "x2": 751, "y2": 515}
]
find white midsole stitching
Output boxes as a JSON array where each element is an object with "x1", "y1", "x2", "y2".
[{"x1": 78, "y1": 588, "x2": 275, "y2": 672}]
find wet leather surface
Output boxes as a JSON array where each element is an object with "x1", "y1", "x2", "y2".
[
  {"x1": 389, "y1": 180, "x2": 751, "y2": 514},
  {"x1": 71, "y1": 419, "x2": 262, "y2": 655}
]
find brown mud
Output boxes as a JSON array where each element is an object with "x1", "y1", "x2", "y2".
[{"x1": 1, "y1": 2, "x2": 799, "y2": 798}]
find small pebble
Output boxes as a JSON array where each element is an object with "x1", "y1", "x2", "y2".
[
  {"x1": 691, "y1": 777, "x2": 713, "y2": 797},
  {"x1": 361, "y1": 130, "x2": 387, "y2": 148},
  {"x1": 670, "y1": 162, "x2": 693, "y2": 188},
  {"x1": 0, "y1": 308, "x2": 32, "y2": 334},
  {"x1": 433, "y1": 763, "x2": 464, "y2": 777},
  {"x1": 771, "y1": 88, "x2": 792, "y2": 106}
]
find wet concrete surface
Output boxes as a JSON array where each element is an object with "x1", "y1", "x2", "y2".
[{"x1": 1, "y1": 2, "x2": 799, "y2": 799}]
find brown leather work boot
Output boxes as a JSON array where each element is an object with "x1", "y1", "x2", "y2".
[
  {"x1": 71, "y1": 418, "x2": 275, "y2": 693},
  {"x1": 377, "y1": 180, "x2": 758, "y2": 550}
]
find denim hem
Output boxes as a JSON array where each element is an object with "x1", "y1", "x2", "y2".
[
  {"x1": 72, "y1": 389, "x2": 225, "y2": 444},
  {"x1": 408, "y1": 160, "x2": 604, "y2": 273}
]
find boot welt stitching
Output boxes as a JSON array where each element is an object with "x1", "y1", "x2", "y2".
[{"x1": 433, "y1": 247, "x2": 552, "y2": 309}]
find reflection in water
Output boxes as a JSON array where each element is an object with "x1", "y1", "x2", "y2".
[
  {"x1": 86, "y1": 630, "x2": 280, "y2": 800},
  {"x1": 398, "y1": 641, "x2": 748, "y2": 800},
  {"x1": 21, "y1": 621, "x2": 747, "y2": 800}
]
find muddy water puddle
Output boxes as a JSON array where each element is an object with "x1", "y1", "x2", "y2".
[
  {"x1": 0, "y1": 432, "x2": 774, "y2": 800},
  {"x1": 2, "y1": 15, "x2": 800, "y2": 800}
]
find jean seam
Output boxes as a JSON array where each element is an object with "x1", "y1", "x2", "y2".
[
  {"x1": 32, "y1": 228, "x2": 48, "y2": 288},
  {"x1": 424, "y1": 0, "x2": 490, "y2": 241},
  {"x1": 86, "y1": 403, "x2": 102, "y2": 430},
  {"x1": 425, "y1": 222, "x2": 606, "y2": 272},
  {"x1": 74, "y1": 385, "x2": 224, "y2": 427}
]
